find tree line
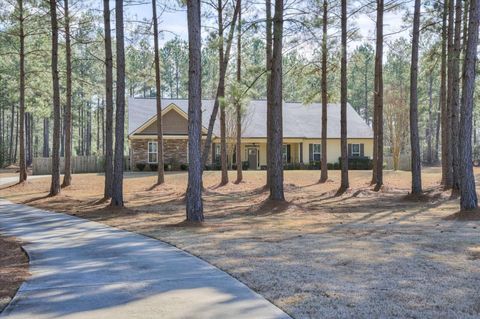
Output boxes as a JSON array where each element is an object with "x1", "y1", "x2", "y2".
[{"x1": 0, "y1": 0, "x2": 479, "y2": 218}]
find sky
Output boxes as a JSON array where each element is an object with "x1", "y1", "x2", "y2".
[{"x1": 126, "y1": 2, "x2": 410, "y2": 51}]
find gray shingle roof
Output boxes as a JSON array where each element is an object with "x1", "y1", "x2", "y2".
[{"x1": 128, "y1": 97, "x2": 373, "y2": 139}]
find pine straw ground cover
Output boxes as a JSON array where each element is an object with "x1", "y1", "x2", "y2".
[
  {"x1": 0, "y1": 168, "x2": 479, "y2": 318},
  {"x1": 0, "y1": 235, "x2": 29, "y2": 312}
]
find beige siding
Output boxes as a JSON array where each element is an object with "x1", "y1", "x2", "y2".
[
  {"x1": 141, "y1": 109, "x2": 188, "y2": 135},
  {"x1": 301, "y1": 138, "x2": 374, "y2": 164},
  {"x1": 236, "y1": 138, "x2": 373, "y2": 166}
]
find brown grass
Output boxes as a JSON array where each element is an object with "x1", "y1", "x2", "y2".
[
  {"x1": 0, "y1": 167, "x2": 479, "y2": 318},
  {"x1": 0, "y1": 236, "x2": 29, "y2": 312}
]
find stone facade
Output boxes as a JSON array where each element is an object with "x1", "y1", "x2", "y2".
[{"x1": 130, "y1": 138, "x2": 211, "y2": 171}]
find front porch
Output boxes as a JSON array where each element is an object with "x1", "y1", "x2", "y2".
[{"x1": 212, "y1": 139, "x2": 304, "y2": 170}]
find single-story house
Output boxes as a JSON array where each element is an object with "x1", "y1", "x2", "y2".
[{"x1": 128, "y1": 98, "x2": 373, "y2": 170}]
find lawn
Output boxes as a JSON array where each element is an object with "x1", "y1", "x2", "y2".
[
  {"x1": 0, "y1": 168, "x2": 479, "y2": 318},
  {"x1": 0, "y1": 235, "x2": 29, "y2": 312}
]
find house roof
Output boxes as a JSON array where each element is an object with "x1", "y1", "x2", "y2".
[{"x1": 128, "y1": 98, "x2": 373, "y2": 139}]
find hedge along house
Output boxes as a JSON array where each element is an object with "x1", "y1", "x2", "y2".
[{"x1": 128, "y1": 98, "x2": 374, "y2": 170}]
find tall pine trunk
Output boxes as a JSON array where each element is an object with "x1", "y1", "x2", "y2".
[
  {"x1": 49, "y1": 0, "x2": 61, "y2": 196},
  {"x1": 96, "y1": 99, "x2": 100, "y2": 155},
  {"x1": 266, "y1": 0, "x2": 273, "y2": 187},
  {"x1": 319, "y1": 0, "x2": 328, "y2": 183},
  {"x1": 9, "y1": 104, "x2": 14, "y2": 164},
  {"x1": 186, "y1": 0, "x2": 204, "y2": 222},
  {"x1": 440, "y1": 0, "x2": 449, "y2": 184},
  {"x1": 373, "y1": 0, "x2": 384, "y2": 191},
  {"x1": 235, "y1": 0, "x2": 243, "y2": 184},
  {"x1": 18, "y1": 0, "x2": 27, "y2": 183},
  {"x1": 409, "y1": 0, "x2": 422, "y2": 195},
  {"x1": 459, "y1": 0, "x2": 479, "y2": 210},
  {"x1": 43, "y1": 118, "x2": 49, "y2": 157},
  {"x1": 111, "y1": 0, "x2": 125, "y2": 207},
  {"x1": 339, "y1": 0, "x2": 349, "y2": 191},
  {"x1": 450, "y1": 0, "x2": 462, "y2": 192},
  {"x1": 152, "y1": 0, "x2": 165, "y2": 185},
  {"x1": 426, "y1": 73, "x2": 434, "y2": 164},
  {"x1": 62, "y1": 0, "x2": 72, "y2": 187},
  {"x1": 218, "y1": 0, "x2": 228, "y2": 185},
  {"x1": 445, "y1": 0, "x2": 455, "y2": 188},
  {"x1": 269, "y1": 0, "x2": 284, "y2": 201},
  {"x1": 103, "y1": 0, "x2": 114, "y2": 199}
]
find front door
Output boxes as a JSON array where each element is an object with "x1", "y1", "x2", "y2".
[{"x1": 248, "y1": 148, "x2": 258, "y2": 170}]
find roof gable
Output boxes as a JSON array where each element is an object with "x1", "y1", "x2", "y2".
[{"x1": 130, "y1": 102, "x2": 208, "y2": 136}]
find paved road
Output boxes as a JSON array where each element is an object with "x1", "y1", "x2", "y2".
[{"x1": 0, "y1": 197, "x2": 290, "y2": 318}]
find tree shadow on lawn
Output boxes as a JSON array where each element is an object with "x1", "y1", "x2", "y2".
[{"x1": 444, "y1": 207, "x2": 480, "y2": 221}]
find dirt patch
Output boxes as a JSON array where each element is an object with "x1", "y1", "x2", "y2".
[
  {"x1": 0, "y1": 168, "x2": 479, "y2": 318},
  {"x1": 0, "y1": 236, "x2": 29, "y2": 313}
]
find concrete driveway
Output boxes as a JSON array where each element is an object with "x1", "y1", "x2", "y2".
[{"x1": 0, "y1": 198, "x2": 290, "y2": 319}]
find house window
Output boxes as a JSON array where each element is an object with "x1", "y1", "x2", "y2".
[
  {"x1": 352, "y1": 143, "x2": 360, "y2": 157},
  {"x1": 313, "y1": 144, "x2": 321, "y2": 161},
  {"x1": 148, "y1": 141, "x2": 158, "y2": 163},
  {"x1": 282, "y1": 145, "x2": 291, "y2": 163},
  {"x1": 215, "y1": 144, "x2": 221, "y2": 163}
]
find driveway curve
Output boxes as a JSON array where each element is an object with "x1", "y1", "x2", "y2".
[{"x1": 0, "y1": 198, "x2": 290, "y2": 319}]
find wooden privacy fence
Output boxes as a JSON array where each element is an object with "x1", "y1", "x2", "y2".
[
  {"x1": 384, "y1": 154, "x2": 411, "y2": 171},
  {"x1": 33, "y1": 156, "x2": 130, "y2": 175}
]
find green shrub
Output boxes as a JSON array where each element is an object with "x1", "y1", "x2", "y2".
[
  {"x1": 136, "y1": 163, "x2": 146, "y2": 171},
  {"x1": 309, "y1": 161, "x2": 321, "y2": 169},
  {"x1": 338, "y1": 156, "x2": 373, "y2": 170},
  {"x1": 242, "y1": 161, "x2": 249, "y2": 170},
  {"x1": 180, "y1": 163, "x2": 188, "y2": 171},
  {"x1": 149, "y1": 163, "x2": 158, "y2": 171}
]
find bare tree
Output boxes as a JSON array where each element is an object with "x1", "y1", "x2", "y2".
[
  {"x1": 339, "y1": 0, "x2": 349, "y2": 192},
  {"x1": 459, "y1": 0, "x2": 479, "y2": 210},
  {"x1": 152, "y1": 0, "x2": 165, "y2": 185},
  {"x1": 62, "y1": 0, "x2": 72, "y2": 187},
  {"x1": 409, "y1": 0, "x2": 422, "y2": 195},
  {"x1": 319, "y1": 0, "x2": 328, "y2": 183},
  {"x1": 186, "y1": 0, "x2": 204, "y2": 222},
  {"x1": 200, "y1": 0, "x2": 240, "y2": 169},
  {"x1": 49, "y1": 0, "x2": 61, "y2": 196},
  {"x1": 269, "y1": 0, "x2": 284, "y2": 200},
  {"x1": 111, "y1": 0, "x2": 125, "y2": 207},
  {"x1": 103, "y1": 0, "x2": 114, "y2": 199}
]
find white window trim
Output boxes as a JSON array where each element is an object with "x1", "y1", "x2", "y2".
[
  {"x1": 148, "y1": 141, "x2": 158, "y2": 163},
  {"x1": 352, "y1": 143, "x2": 361, "y2": 157}
]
